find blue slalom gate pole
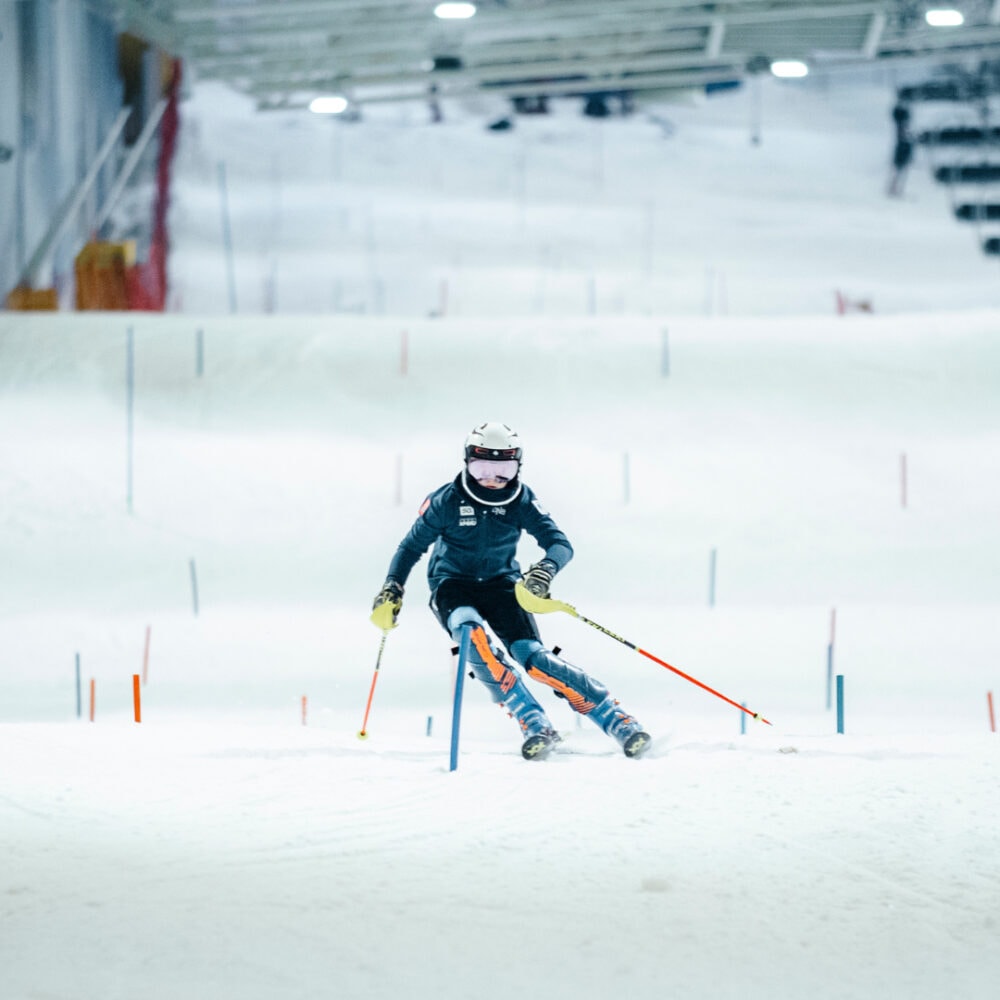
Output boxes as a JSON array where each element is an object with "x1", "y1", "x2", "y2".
[
  {"x1": 450, "y1": 625, "x2": 471, "y2": 771},
  {"x1": 836, "y1": 674, "x2": 845, "y2": 734}
]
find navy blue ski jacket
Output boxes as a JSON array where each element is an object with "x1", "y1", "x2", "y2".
[{"x1": 386, "y1": 473, "x2": 573, "y2": 594}]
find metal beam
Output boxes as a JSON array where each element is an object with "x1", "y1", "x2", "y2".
[
  {"x1": 861, "y1": 11, "x2": 886, "y2": 58},
  {"x1": 244, "y1": 45, "x2": 742, "y2": 92},
  {"x1": 20, "y1": 108, "x2": 132, "y2": 288},
  {"x1": 253, "y1": 60, "x2": 751, "y2": 109},
  {"x1": 95, "y1": 100, "x2": 169, "y2": 235},
  {"x1": 705, "y1": 18, "x2": 727, "y2": 59}
]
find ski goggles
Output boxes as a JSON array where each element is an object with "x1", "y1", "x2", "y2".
[{"x1": 468, "y1": 458, "x2": 519, "y2": 483}]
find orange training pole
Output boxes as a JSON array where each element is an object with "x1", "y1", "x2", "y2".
[
  {"x1": 89, "y1": 679, "x2": 95, "y2": 722},
  {"x1": 133, "y1": 674, "x2": 141, "y2": 723},
  {"x1": 514, "y1": 582, "x2": 773, "y2": 726},
  {"x1": 568, "y1": 602, "x2": 772, "y2": 724},
  {"x1": 357, "y1": 630, "x2": 388, "y2": 739}
]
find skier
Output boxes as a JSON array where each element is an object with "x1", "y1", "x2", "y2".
[{"x1": 370, "y1": 421, "x2": 651, "y2": 760}]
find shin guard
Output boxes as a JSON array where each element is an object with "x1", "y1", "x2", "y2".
[
  {"x1": 510, "y1": 639, "x2": 609, "y2": 716},
  {"x1": 447, "y1": 608, "x2": 552, "y2": 736}
]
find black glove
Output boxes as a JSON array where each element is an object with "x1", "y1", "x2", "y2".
[
  {"x1": 521, "y1": 559, "x2": 557, "y2": 598},
  {"x1": 370, "y1": 580, "x2": 404, "y2": 630}
]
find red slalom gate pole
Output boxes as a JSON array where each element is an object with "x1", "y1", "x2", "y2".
[
  {"x1": 133, "y1": 674, "x2": 141, "y2": 723},
  {"x1": 515, "y1": 583, "x2": 772, "y2": 726},
  {"x1": 989, "y1": 691, "x2": 996, "y2": 733}
]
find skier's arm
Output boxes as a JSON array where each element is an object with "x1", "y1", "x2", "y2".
[
  {"x1": 371, "y1": 495, "x2": 444, "y2": 628},
  {"x1": 385, "y1": 496, "x2": 445, "y2": 584},
  {"x1": 520, "y1": 492, "x2": 573, "y2": 597}
]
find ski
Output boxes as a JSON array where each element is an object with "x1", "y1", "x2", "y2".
[{"x1": 520, "y1": 730, "x2": 655, "y2": 760}]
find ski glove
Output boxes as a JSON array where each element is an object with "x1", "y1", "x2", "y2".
[
  {"x1": 521, "y1": 559, "x2": 558, "y2": 599},
  {"x1": 371, "y1": 580, "x2": 404, "y2": 631}
]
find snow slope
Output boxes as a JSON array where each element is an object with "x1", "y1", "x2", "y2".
[{"x1": 2, "y1": 69, "x2": 1000, "y2": 1000}]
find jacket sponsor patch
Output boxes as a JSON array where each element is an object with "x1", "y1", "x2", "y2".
[
  {"x1": 418, "y1": 497, "x2": 431, "y2": 516},
  {"x1": 459, "y1": 517, "x2": 477, "y2": 527},
  {"x1": 459, "y1": 505, "x2": 474, "y2": 516}
]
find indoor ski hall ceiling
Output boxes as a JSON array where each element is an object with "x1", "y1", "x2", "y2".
[{"x1": 101, "y1": 0, "x2": 1000, "y2": 111}]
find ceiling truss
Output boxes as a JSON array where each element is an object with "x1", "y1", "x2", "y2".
[{"x1": 98, "y1": 0, "x2": 1000, "y2": 110}]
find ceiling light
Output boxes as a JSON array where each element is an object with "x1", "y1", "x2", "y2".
[
  {"x1": 925, "y1": 9, "x2": 964, "y2": 25},
  {"x1": 309, "y1": 95, "x2": 349, "y2": 114},
  {"x1": 434, "y1": 3, "x2": 477, "y2": 19},
  {"x1": 770, "y1": 60, "x2": 809, "y2": 78}
]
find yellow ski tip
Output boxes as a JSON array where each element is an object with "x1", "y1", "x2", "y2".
[{"x1": 514, "y1": 581, "x2": 579, "y2": 617}]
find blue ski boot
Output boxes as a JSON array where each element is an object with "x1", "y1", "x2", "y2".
[
  {"x1": 506, "y1": 689, "x2": 561, "y2": 759},
  {"x1": 590, "y1": 696, "x2": 652, "y2": 758},
  {"x1": 505, "y1": 676, "x2": 561, "y2": 759}
]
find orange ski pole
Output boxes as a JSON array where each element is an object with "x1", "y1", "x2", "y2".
[
  {"x1": 515, "y1": 582, "x2": 772, "y2": 726},
  {"x1": 357, "y1": 630, "x2": 389, "y2": 739}
]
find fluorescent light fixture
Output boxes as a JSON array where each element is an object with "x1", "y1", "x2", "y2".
[
  {"x1": 434, "y1": 2, "x2": 477, "y2": 19},
  {"x1": 309, "y1": 95, "x2": 349, "y2": 114},
  {"x1": 925, "y1": 8, "x2": 964, "y2": 25},
  {"x1": 770, "y1": 60, "x2": 809, "y2": 78}
]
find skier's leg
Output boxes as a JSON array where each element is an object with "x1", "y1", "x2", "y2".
[
  {"x1": 510, "y1": 638, "x2": 651, "y2": 757},
  {"x1": 509, "y1": 638, "x2": 606, "y2": 712},
  {"x1": 446, "y1": 607, "x2": 555, "y2": 740}
]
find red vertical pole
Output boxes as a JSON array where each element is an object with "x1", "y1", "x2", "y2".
[
  {"x1": 301, "y1": 695, "x2": 308, "y2": 726},
  {"x1": 89, "y1": 679, "x2": 95, "y2": 722},
  {"x1": 133, "y1": 674, "x2": 141, "y2": 723},
  {"x1": 400, "y1": 329, "x2": 408, "y2": 375},
  {"x1": 988, "y1": 691, "x2": 996, "y2": 733}
]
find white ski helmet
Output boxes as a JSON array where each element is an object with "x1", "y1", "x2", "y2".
[{"x1": 464, "y1": 421, "x2": 522, "y2": 465}]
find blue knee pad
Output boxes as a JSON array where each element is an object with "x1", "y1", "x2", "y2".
[
  {"x1": 510, "y1": 639, "x2": 609, "y2": 714},
  {"x1": 447, "y1": 606, "x2": 484, "y2": 635}
]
